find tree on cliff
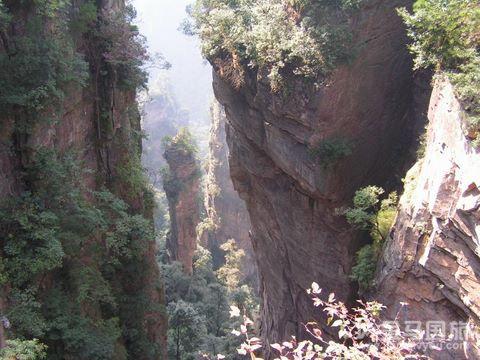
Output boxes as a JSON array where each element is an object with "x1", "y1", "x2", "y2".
[
  {"x1": 339, "y1": 186, "x2": 397, "y2": 292},
  {"x1": 399, "y1": 0, "x2": 480, "y2": 146}
]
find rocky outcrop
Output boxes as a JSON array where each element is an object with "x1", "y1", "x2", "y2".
[
  {"x1": 0, "y1": 1, "x2": 166, "y2": 358},
  {"x1": 163, "y1": 133, "x2": 201, "y2": 275},
  {"x1": 375, "y1": 78, "x2": 480, "y2": 359},
  {"x1": 201, "y1": 101, "x2": 256, "y2": 285},
  {"x1": 212, "y1": 0, "x2": 424, "y2": 346}
]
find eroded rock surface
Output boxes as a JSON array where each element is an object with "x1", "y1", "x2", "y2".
[
  {"x1": 201, "y1": 101, "x2": 257, "y2": 285},
  {"x1": 164, "y1": 140, "x2": 201, "y2": 275},
  {"x1": 212, "y1": 0, "x2": 421, "y2": 346},
  {"x1": 376, "y1": 79, "x2": 480, "y2": 359},
  {"x1": 0, "y1": 1, "x2": 167, "y2": 357}
]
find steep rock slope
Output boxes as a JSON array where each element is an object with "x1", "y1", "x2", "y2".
[
  {"x1": 163, "y1": 133, "x2": 201, "y2": 275},
  {"x1": 212, "y1": 0, "x2": 421, "y2": 345},
  {"x1": 376, "y1": 78, "x2": 480, "y2": 359},
  {"x1": 0, "y1": 1, "x2": 166, "y2": 358},
  {"x1": 201, "y1": 101, "x2": 256, "y2": 284}
]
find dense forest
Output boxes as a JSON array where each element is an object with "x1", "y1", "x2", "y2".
[{"x1": 0, "y1": 0, "x2": 479, "y2": 359}]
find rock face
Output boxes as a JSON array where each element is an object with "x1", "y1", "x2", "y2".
[
  {"x1": 0, "y1": 1, "x2": 166, "y2": 358},
  {"x1": 212, "y1": 0, "x2": 422, "y2": 346},
  {"x1": 163, "y1": 137, "x2": 201, "y2": 275},
  {"x1": 375, "y1": 79, "x2": 480, "y2": 359},
  {"x1": 201, "y1": 101, "x2": 256, "y2": 285}
]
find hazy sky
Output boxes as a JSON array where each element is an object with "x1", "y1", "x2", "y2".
[{"x1": 132, "y1": 0, "x2": 213, "y2": 126}]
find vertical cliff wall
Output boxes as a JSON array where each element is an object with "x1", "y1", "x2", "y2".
[
  {"x1": 375, "y1": 78, "x2": 480, "y2": 359},
  {"x1": 211, "y1": 0, "x2": 424, "y2": 345},
  {"x1": 0, "y1": 1, "x2": 166, "y2": 358},
  {"x1": 201, "y1": 100, "x2": 256, "y2": 285},
  {"x1": 163, "y1": 131, "x2": 201, "y2": 275}
]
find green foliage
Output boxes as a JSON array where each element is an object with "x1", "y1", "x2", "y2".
[
  {"x1": 0, "y1": 2, "x2": 88, "y2": 127},
  {"x1": 91, "y1": 4, "x2": 149, "y2": 91},
  {"x1": 341, "y1": 186, "x2": 398, "y2": 291},
  {"x1": 116, "y1": 154, "x2": 150, "y2": 196},
  {"x1": 0, "y1": 1, "x2": 11, "y2": 31},
  {"x1": 0, "y1": 339, "x2": 47, "y2": 360},
  {"x1": 399, "y1": 0, "x2": 480, "y2": 144},
  {"x1": 160, "y1": 167, "x2": 184, "y2": 204},
  {"x1": 309, "y1": 138, "x2": 352, "y2": 168},
  {"x1": 167, "y1": 300, "x2": 207, "y2": 360},
  {"x1": 350, "y1": 245, "x2": 377, "y2": 292},
  {"x1": 162, "y1": 128, "x2": 200, "y2": 205},
  {"x1": 160, "y1": 242, "x2": 258, "y2": 360},
  {"x1": 70, "y1": 0, "x2": 98, "y2": 34},
  {"x1": 2, "y1": 194, "x2": 64, "y2": 288},
  {"x1": 188, "y1": 0, "x2": 359, "y2": 91},
  {"x1": 0, "y1": 148, "x2": 156, "y2": 359},
  {"x1": 216, "y1": 240, "x2": 245, "y2": 292},
  {"x1": 163, "y1": 128, "x2": 199, "y2": 155},
  {"x1": 342, "y1": 186, "x2": 397, "y2": 243}
]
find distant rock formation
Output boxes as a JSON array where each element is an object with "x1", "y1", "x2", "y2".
[
  {"x1": 163, "y1": 130, "x2": 202, "y2": 274},
  {"x1": 200, "y1": 101, "x2": 257, "y2": 287}
]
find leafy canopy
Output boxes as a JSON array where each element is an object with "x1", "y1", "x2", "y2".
[
  {"x1": 186, "y1": 0, "x2": 361, "y2": 91},
  {"x1": 340, "y1": 186, "x2": 398, "y2": 291},
  {"x1": 398, "y1": 0, "x2": 480, "y2": 145}
]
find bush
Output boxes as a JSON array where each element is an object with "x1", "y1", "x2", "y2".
[
  {"x1": 340, "y1": 186, "x2": 398, "y2": 290},
  {"x1": 309, "y1": 138, "x2": 352, "y2": 168},
  {"x1": 0, "y1": 339, "x2": 47, "y2": 360},
  {"x1": 342, "y1": 186, "x2": 397, "y2": 243},
  {"x1": 0, "y1": 2, "x2": 88, "y2": 126},
  {"x1": 93, "y1": 4, "x2": 149, "y2": 91},
  {"x1": 0, "y1": 149, "x2": 156, "y2": 359},
  {"x1": 187, "y1": 0, "x2": 360, "y2": 91},
  {"x1": 398, "y1": 0, "x2": 480, "y2": 144},
  {"x1": 350, "y1": 244, "x2": 377, "y2": 292},
  {"x1": 70, "y1": 0, "x2": 98, "y2": 34},
  {"x1": 225, "y1": 284, "x2": 426, "y2": 359},
  {"x1": 163, "y1": 128, "x2": 198, "y2": 154}
]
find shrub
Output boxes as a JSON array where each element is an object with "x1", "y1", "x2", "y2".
[
  {"x1": 0, "y1": 149, "x2": 156, "y2": 359},
  {"x1": 163, "y1": 128, "x2": 198, "y2": 155},
  {"x1": 187, "y1": 0, "x2": 359, "y2": 91},
  {"x1": 93, "y1": 4, "x2": 149, "y2": 91},
  {"x1": 217, "y1": 240, "x2": 245, "y2": 292},
  {"x1": 398, "y1": 0, "x2": 480, "y2": 145},
  {"x1": 70, "y1": 0, "x2": 98, "y2": 34},
  {"x1": 0, "y1": 339, "x2": 47, "y2": 360},
  {"x1": 226, "y1": 284, "x2": 426, "y2": 359},
  {"x1": 159, "y1": 240, "x2": 258, "y2": 360},
  {"x1": 342, "y1": 186, "x2": 397, "y2": 244},
  {"x1": 0, "y1": 2, "x2": 88, "y2": 127},
  {"x1": 340, "y1": 186, "x2": 398, "y2": 290},
  {"x1": 309, "y1": 138, "x2": 352, "y2": 168},
  {"x1": 116, "y1": 153, "x2": 149, "y2": 196},
  {"x1": 350, "y1": 245, "x2": 377, "y2": 292},
  {"x1": 167, "y1": 300, "x2": 207, "y2": 359}
]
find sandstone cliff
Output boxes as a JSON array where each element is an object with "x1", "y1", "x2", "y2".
[
  {"x1": 163, "y1": 131, "x2": 201, "y2": 275},
  {"x1": 375, "y1": 78, "x2": 480, "y2": 359},
  {"x1": 211, "y1": 0, "x2": 425, "y2": 346},
  {"x1": 201, "y1": 100, "x2": 256, "y2": 286},
  {"x1": 0, "y1": 1, "x2": 166, "y2": 358}
]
